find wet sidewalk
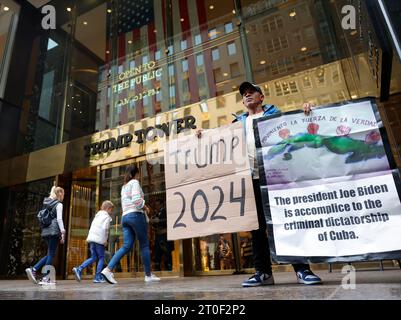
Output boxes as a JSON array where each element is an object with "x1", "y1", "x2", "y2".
[{"x1": 0, "y1": 269, "x2": 400, "y2": 300}]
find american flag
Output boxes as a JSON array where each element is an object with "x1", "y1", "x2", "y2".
[
  {"x1": 100, "y1": 0, "x2": 217, "y2": 129},
  {"x1": 117, "y1": 0, "x2": 154, "y2": 34}
]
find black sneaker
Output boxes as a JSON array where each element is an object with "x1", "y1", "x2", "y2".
[{"x1": 242, "y1": 271, "x2": 274, "y2": 287}]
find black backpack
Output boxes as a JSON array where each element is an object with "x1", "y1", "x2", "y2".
[{"x1": 37, "y1": 200, "x2": 59, "y2": 228}]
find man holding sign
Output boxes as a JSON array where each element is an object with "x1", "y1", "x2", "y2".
[
  {"x1": 234, "y1": 82, "x2": 322, "y2": 287},
  {"x1": 254, "y1": 98, "x2": 401, "y2": 265}
]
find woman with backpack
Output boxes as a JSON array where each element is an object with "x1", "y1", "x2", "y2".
[{"x1": 25, "y1": 186, "x2": 66, "y2": 284}]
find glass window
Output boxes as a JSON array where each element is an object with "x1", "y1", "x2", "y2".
[
  {"x1": 289, "y1": 80, "x2": 298, "y2": 93},
  {"x1": 38, "y1": 71, "x2": 55, "y2": 121},
  {"x1": 168, "y1": 64, "x2": 175, "y2": 76},
  {"x1": 180, "y1": 39, "x2": 187, "y2": 51},
  {"x1": 156, "y1": 89, "x2": 162, "y2": 102},
  {"x1": 208, "y1": 28, "x2": 218, "y2": 39},
  {"x1": 155, "y1": 50, "x2": 161, "y2": 60},
  {"x1": 303, "y1": 76, "x2": 312, "y2": 89},
  {"x1": 67, "y1": 168, "x2": 97, "y2": 276},
  {"x1": 194, "y1": 34, "x2": 202, "y2": 45},
  {"x1": 275, "y1": 81, "x2": 283, "y2": 96},
  {"x1": 182, "y1": 59, "x2": 189, "y2": 72},
  {"x1": 227, "y1": 42, "x2": 236, "y2": 55},
  {"x1": 196, "y1": 54, "x2": 204, "y2": 67},
  {"x1": 169, "y1": 85, "x2": 175, "y2": 97},
  {"x1": 212, "y1": 48, "x2": 220, "y2": 61},
  {"x1": 99, "y1": 159, "x2": 177, "y2": 274},
  {"x1": 193, "y1": 234, "x2": 235, "y2": 271},
  {"x1": 143, "y1": 95, "x2": 149, "y2": 106},
  {"x1": 316, "y1": 68, "x2": 325, "y2": 86},
  {"x1": 282, "y1": 81, "x2": 290, "y2": 95},
  {"x1": 0, "y1": 177, "x2": 54, "y2": 277},
  {"x1": 263, "y1": 84, "x2": 270, "y2": 97},
  {"x1": 167, "y1": 45, "x2": 174, "y2": 55},
  {"x1": 0, "y1": 2, "x2": 18, "y2": 98},
  {"x1": 224, "y1": 22, "x2": 233, "y2": 33}
]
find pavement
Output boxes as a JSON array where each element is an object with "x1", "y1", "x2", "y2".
[{"x1": 0, "y1": 268, "x2": 400, "y2": 300}]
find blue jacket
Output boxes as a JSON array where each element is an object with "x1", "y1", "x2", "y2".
[{"x1": 232, "y1": 104, "x2": 280, "y2": 125}]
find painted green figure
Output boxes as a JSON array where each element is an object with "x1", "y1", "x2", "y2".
[{"x1": 266, "y1": 133, "x2": 386, "y2": 163}]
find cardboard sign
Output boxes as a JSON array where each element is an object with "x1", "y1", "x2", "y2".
[{"x1": 164, "y1": 121, "x2": 258, "y2": 240}]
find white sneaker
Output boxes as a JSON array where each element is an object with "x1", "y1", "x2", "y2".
[
  {"x1": 101, "y1": 267, "x2": 117, "y2": 284},
  {"x1": 145, "y1": 274, "x2": 160, "y2": 282},
  {"x1": 38, "y1": 276, "x2": 56, "y2": 285},
  {"x1": 25, "y1": 267, "x2": 38, "y2": 284}
]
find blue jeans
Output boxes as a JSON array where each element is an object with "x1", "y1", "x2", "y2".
[
  {"x1": 78, "y1": 242, "x2": 105, "y2": 279},
  {"x1": 108, "y1": 212, "x2": 151, "y2": 276},
  {"x1": 34, "y1": 235, "x2": 59, "y2": 272}
]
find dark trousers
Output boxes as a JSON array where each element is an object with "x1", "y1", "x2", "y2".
[{"x1": 252, "y1": 179, "x2": 310, "y2": 274}]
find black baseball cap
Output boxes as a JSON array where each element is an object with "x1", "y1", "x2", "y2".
[{"x1": 239, "y1": 82, "x2": 263, "y2": 96}]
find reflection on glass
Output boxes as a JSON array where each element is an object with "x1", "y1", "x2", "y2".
[
  {"x1": 1, "y1": 177, "x2": 54, "y2": 276},
  {"x1": 0, "y1": 2, "x2": 18, "y2": 97},
  {"x1": 96, "y1": 0, "x2": 238, "y2": 130},
  {"x1": 194, "y1": 234, "x2": 235, "y2": 271},
  {"x1": 193, "y1": 232, "x2": 254, "y2": 272},
  {"x1": 100, "y1": 157, "x2": 177, "y2": 274},
  {"x1": 101, "y1": 164, "x2": 132, "y2": 273},
  {"x1": 67, "y1": 168, "x2": 97, "y2": 276},
  {"x1": 239, "y1": 232, "x2": 253, "y2": 269}
]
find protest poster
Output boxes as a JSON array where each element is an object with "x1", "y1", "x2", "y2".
[
  {"x1": 254, "y1": 98, "x2": 401, "y2": 263},
  {"x1": 164, "y1": 121, "x2": 258, "y2": 240}
]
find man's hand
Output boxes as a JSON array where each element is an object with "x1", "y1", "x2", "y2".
[{"x1": 303, "y1": 102, "x2": 314, "y2": 115}]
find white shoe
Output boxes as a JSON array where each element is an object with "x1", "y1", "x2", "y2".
[
  {"x1": 145, "y1": 274, "x2": 160, "y2": 282},
  {"x1": 25, "y1": 268, "x2": 38, "y2": 284},
  {"x1": 101, "y1": 267, "x2": 117, "y2": 284},
  {"x1": 38, "y1": 276, "x2": 56, "y2": 285}
]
